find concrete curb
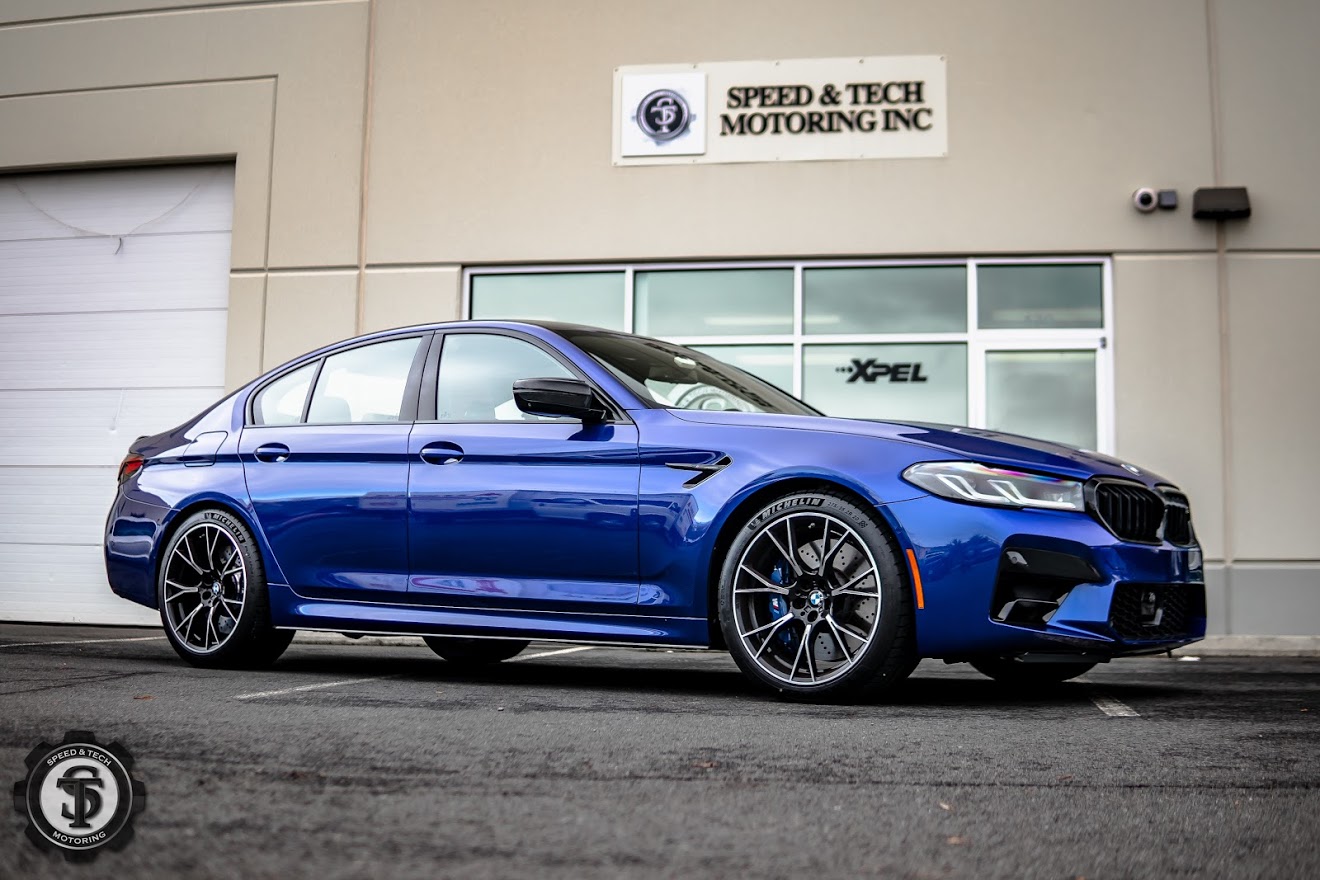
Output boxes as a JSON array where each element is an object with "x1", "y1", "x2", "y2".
[
  {"x1": 286, "y1": 631, "x2": 1320, "y2": 657},
  {"x1": 1171, "y1": 635, "x2": 1320, "y2": 657}
]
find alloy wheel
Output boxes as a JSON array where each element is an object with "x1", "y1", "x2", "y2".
[
  {"x1": 162, "y1": 523, "x2": 248, "y2": 654},
  {"x1": 731, "y1": 511, "x2": 882, "y2": 686}
]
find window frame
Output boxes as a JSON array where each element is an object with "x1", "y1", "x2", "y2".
[
  {"x1": 464, "y1": 257, "x2": 1114, "y2": 452},
  {"x1": 417, "y1": 327, "x2": 633, "y2": 425},
  {"x1": 244, "y1": 332, "x2": 432, "y2": 428}
]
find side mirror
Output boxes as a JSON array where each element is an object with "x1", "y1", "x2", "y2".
[{"x1": 513, "y1": 377, "x2": 607, "y2": 422}]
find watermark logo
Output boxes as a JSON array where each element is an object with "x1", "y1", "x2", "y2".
[
  {"x1": 12, "y1": 730, "x2": 145, "y2": 861},
  {"x1": 636, "y1": 89, "x2": 692, "y2": 143}
]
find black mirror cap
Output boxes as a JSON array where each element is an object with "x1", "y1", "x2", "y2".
[{"x1": 513, "y1": 377, "x2": 607, "y2": 422}]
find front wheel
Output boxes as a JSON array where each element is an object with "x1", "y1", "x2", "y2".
[
  {"x1": 970, "y1": 657, "x2": 1096, "y2": 685},
  {"x1": 423, "y1": 637, "x2": 529, "y2": 666},
  {"x1": 158, "y1": 508, "x2": 293, "y2": 668},
  {"x1": 718, "y1": 490, "x2": 916, "y2": 703}
]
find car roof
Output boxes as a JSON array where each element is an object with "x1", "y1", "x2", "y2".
[
  {"x1": 253, "y1": 320, "x2": 627, "y2": 384},
  {"x1": 343, "y1": 319, "x2": 626, "y2": 345}
]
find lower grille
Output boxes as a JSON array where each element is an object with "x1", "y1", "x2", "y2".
[
  {"x1": 1109, "y1": 584, "x2": 1203, "y2": 640},
  {"x1": 1092, "y1": 481, "x2": 1164, "y2": 543}
]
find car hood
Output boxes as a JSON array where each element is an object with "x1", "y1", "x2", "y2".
[{"x1": 666, "y1": 410, "x2": 1173, "y2": 486}]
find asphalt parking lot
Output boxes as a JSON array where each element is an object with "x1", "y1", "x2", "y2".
[{"x1": 1, "y1": 624, "x2": 1317, "y2": 879}]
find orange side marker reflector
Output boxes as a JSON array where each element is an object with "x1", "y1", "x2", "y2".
[{"x1": 905, "y1": 548, "x2": 926, "y2": 610}]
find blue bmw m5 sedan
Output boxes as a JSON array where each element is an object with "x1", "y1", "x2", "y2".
[{"x1": 104, "y1": 321, "x2": 1205, "y2": 700}]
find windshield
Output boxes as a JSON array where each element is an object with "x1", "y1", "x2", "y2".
[{"x1": 566, "y1": 331, "x2": 819, "y2": 416}]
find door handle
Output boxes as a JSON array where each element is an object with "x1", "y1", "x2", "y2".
[
  {"x1": 253, "y1": 443, "x2": 291, "y2": 463},
  {"x1": 419, "y1": 441, "x2": 464, "y2": 466}
]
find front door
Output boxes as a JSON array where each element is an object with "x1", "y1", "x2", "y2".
[{"x1": 407, "y1": 331, "x2": 640, "y2": 609}]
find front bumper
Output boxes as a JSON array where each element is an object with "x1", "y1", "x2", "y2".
[{"x1": 885, "y1": 495, "x2": 1206, "y2": 659}]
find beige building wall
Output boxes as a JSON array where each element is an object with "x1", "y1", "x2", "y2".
[{"x1": 1, "y1": 0, "x2": 1317, "y2": 633}]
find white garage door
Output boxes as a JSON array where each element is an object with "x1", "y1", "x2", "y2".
[{"x1": 0, "y1": 164, "x2": 235, "y2": 624}]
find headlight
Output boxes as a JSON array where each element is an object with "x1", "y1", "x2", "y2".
[{"x1": 902, "y1": 462, "x2": 1085, "y2": 511}]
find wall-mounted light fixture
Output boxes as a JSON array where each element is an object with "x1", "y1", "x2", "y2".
[{"x1": 1192, "y1": 186, "x2": 1251, "y2": 220}]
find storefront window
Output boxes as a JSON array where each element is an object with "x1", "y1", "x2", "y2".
[
  {"x1": 471, "y1": 271, "x2": 626, "y2": 331},
  {"x1": 468, "y1": 258, "x2": 1112, "y2": 451},
  {"x1": 804, "y1": 266, "x2": 966, "y2": 334},
  {"x1": 977, "y1": 264, "x2": 1103, "y2": 329},
  {"x1": 635, "y1": 269, "x2": 793, "y2": 337},
  {"x1": 804, "y1": 343, "x2": 967, "y2": 423}
]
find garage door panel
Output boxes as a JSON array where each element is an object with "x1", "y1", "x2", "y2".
[
  {"x1": 0, "y1": 163, "x2": 233, "y2": 624},
  {"x1": 0, "y1": 165, "x2": 234, "y2": 244},
  {"x1": 0, "y1": 310, "x2": 227, "y2": 389},
  {"x1": 0, "y1": 467, "x2": 118, "y2": 545},
  {"x1": 0, "y1": 544, "x2": 156, "y2": 625},
  {"x1": 0, "y1": 388, "x2": 223, "y2": 466},
  {"x1": 0, "y1": 232, "x2": 232, "y2": 314}
]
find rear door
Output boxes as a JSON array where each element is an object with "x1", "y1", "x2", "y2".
[
  {"x1": 239, "y1": 334, "x2": 428, "y2": 598},
  {"x1": 407, "y1": 330, "x2": 641, "y2": 609}
]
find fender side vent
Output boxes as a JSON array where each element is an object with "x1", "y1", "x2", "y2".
[{"x1": 665, "y1": 455, "x2": 732, "y2": 488}]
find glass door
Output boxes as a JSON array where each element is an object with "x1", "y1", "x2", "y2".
[{"x1": 971, "y1": 340, "x2": 1108, "y2": 452}]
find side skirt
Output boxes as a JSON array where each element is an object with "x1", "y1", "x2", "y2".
[
  {"x1": 269, "y1": 587, "x2": 712, "y2": 648},
  {"x1": 288, "y1": 626, "x2": 715, "y2": 651}
]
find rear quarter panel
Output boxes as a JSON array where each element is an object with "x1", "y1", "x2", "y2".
[{"x1": 106, "y1": 394, "x2": 282, "y2": 608}]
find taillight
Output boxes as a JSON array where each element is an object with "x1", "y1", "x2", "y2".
[{"x1": 118, "y1": 453, "x2": 145, "y2": 483}]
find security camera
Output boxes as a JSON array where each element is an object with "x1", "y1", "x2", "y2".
[{"x1": 1132, "y1": 188, "x2": 1158, "y2": 213}]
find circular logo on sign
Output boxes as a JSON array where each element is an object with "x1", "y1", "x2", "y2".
[
  {"x1": 636, "y1": 89, "x2": 692, "y2": 142},
  {"x1": 13, "y1": 731, "x2": 146, "y2": 861}
]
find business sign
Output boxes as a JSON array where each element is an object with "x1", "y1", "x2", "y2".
[{"x1": 614, "y1": 55, "x2": 947, "y2": 166}]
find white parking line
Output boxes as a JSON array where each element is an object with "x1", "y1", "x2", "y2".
[
  {"x1": 232, "y1": 646, "x2": 594, "y2": 699},
  {"x1": 0, "y1": 636, "x2": 166, "y2": 650},
  {"x1": 1091, "y1": 692, "x2": 1140, "y2": 717},
  {"x1": 509, "y1": 646, "x2": 595, "y2": 662},
  {"x1": 234, "y1": 676, "x2": 394, "y2": 701}
]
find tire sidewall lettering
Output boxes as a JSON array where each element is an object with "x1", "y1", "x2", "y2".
[
  {"x1": 748, "y1": 495, "x2": 825, "y2": 531},
  {"x1": 200, "y1": 510, "x2": 248, "y2": 547}
]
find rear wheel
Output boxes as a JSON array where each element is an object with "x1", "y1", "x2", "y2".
[
  {"x1": 718, "y1": 490, "x2": 916, "y2": 703},
  {"x1": 158, "y1": 508, "x2": 293, "y2": 669},
  {"x1": 423, "y1": 637, "x2": 529, "y2": 666},
  {"x1": 971, "y1": 656, "x2": 1096, "y2": 685}
]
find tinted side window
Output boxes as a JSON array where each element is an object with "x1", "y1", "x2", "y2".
[
  {"x1": 307, "y1": 337, "x2": 422, "y2": 424},
  {"x1": 436, "y1": 334, "x2": 573, "y2": 422},
  {"x1": 251, "y1": 362, "x2": 317, "y2": 426}
]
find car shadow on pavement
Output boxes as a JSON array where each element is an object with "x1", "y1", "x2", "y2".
[
  {"x1": 251, "y1": 649, "x2": 1199, "y2": 707},
  {"x1": 14, "y1": 636, "x2": 1205, "y2": 709},
  {"x1": 891, "y1": 674, "x2": 1193, "y2": 707},
  {"x1": 274, "y1": 650, "x2": 760, "y2": 699}
]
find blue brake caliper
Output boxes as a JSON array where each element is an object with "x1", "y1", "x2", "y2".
[{"x1": 766, "y1": 560, "x2": 795, "y2": 645}]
